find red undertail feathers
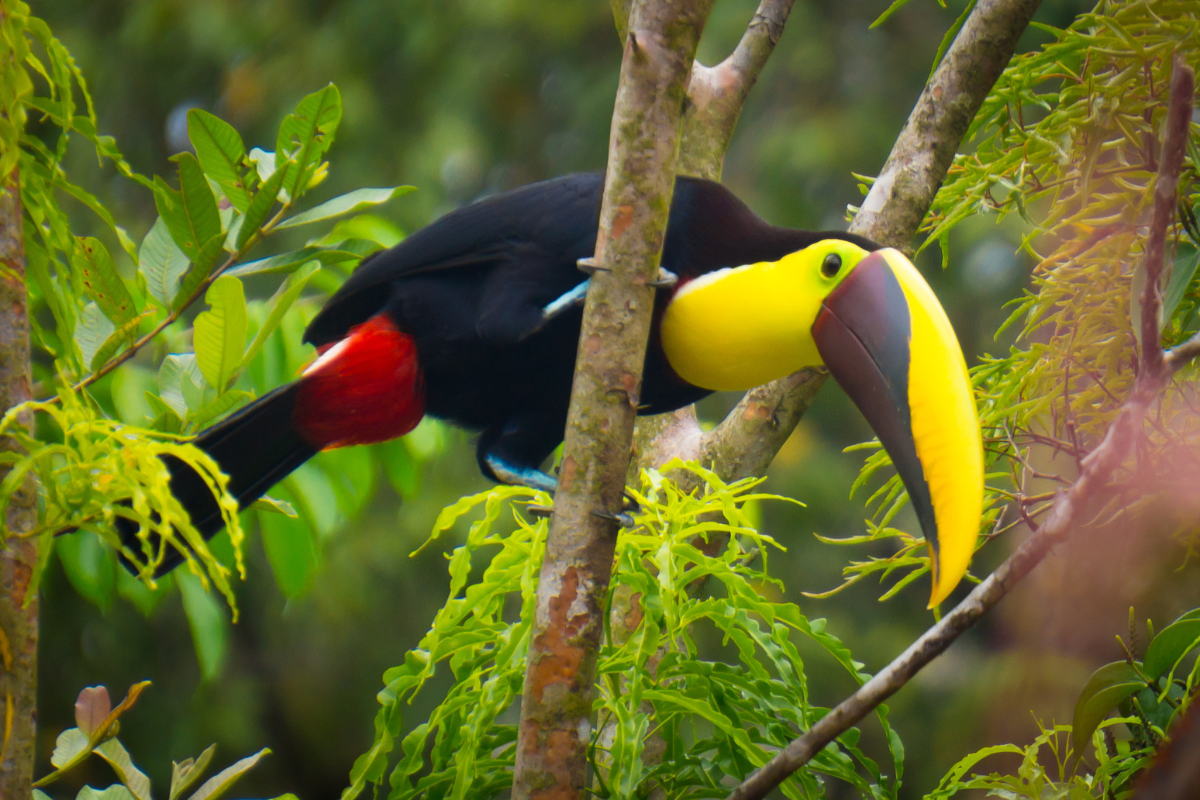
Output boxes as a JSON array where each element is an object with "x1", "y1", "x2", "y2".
[{"x1": 293, "y1": 314, "x2": 425, "y2": 449}]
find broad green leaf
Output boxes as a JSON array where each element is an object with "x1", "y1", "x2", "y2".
[
  {"x1": 117, "y1": 568, "x2": 172, "y2": 618},
  {"x1": 140, "y1": 217, "x2": 190, "y2": 307},
  {"x1": 177, "y1": 570, "x2": 229, "y2": 681},
  {"x1": 227, "y1": 239, "x2": 378, "y2": 278},
  {"x1": 1071, "y1": 661, "x2": 1145, "y2": 753},
  {"x1": 95, "y1": 738, "x2": 152, "y2": 800},
  {"x1": 261, "y1": 501, "x2": 317, "y2": 598},
  {"x1": 74, "y1": 237, "x2": 136, "y2": 325},
  {"x1": 235, "y1": 160, "x2": 290, "y2": 251},
  {"x1": 276, "y1": 84, "x2": 341, "y2": 199},
  {"x1": 159, "y1": 354, "x2": 206, "y2": 417},
  {"x1": 33, "y1": 790, "x2": 52, "y2": 800},
  {"x1": 1143, "y1": 616, "x2": 1200, "y2": 681},
  {"x1": 57, "y1": 531, "x2": 116, "y2": 612},
  {"x1": 50, "y1": 726, "x2": 90, "y2": 769},
  {"x1": 248, "y1": 147, "x2": 276, "y2": 184},
  {"x1": 75, "y1": 302, "x2": 114, "y2": 369},
  {"x1": 193, "y1": 275, "x2": 247, "y2": 391},
  {"x1": 154, "y1": 153, "x2": 222, "y2": 259},
  {"x1": 78, "y1": 786, "x2": 137, "y2": 800},
  {"x1": 186, "y1": 748, "x2": 271, "y2": 800},
  {"x1": 172, "y1": 233, "x2": 227, "y2": 310},
  {"x1": 189, "y1": 390, "x2": 253, "y2": 431},
  {"x1": 170, "y1": 744, "x2": 217, "y2": 800},
  {"x1": 275, "y1": 186, "x2": 415, "y2": 230},
  {"x1": 187, "y1": 109, "x2": 252, "y2": 212},
  {"x1": 239, "y1": 261, "x2": 320, "y2": 369},
  {"x1": 1164, "y1": 247, "x2": 1200, "y2": 321},
  {"x1": 90, "y1": 310, "x2": 153, "y2": 372}
]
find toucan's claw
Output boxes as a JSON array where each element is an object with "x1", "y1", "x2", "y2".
[
  {"x1": 577, "y1": 257, "x2": 610, "y2": 275},
  {"x1": 647, "y1": 268, "x2": 678, "y2": 289},
  {"x1": 592, "y1": 508, "x2": 636, "y2": 527},
  {"x1": 527, "y1": 504, "x2": 553, "y2": 518}
]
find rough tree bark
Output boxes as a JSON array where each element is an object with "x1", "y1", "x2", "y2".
[
  {"x1": 0, "y1": 165, "x2": 37, "y2": 798},
  {"x1": 726, "y1": 54, "x2": 1196, "y2": 800},
  {"x1": 510, "y1": 2, "x2": 715, "y2": 797}
]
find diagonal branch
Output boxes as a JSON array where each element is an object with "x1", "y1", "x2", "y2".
[
  {"x1": 510, "y1": 2, "x2": 715, "y2": 798},
  {"x1": 725, "y1": 54, "x2": 1196, "y2": 800}
]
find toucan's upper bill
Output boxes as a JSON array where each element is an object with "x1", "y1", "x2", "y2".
[{"x1": 813, "y1": 249, "x2": 983, "y2": 607}]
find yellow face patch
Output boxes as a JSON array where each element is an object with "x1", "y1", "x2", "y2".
[{"x1": 660, "y1": 241, "x2": 870, "y2": 391}]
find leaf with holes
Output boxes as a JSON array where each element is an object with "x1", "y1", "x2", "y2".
[
  {"x1": 74, "y1": 237, "x2": 136, "y2": 325},
  {"x1": 193, "y1": 275, "x2": 247, "y2": 392},
  {"x1": 275, "y1": 84, "x2": 341, "y2": 200},
  {"x1": 235, "y1": 160, "x2": 290, "y2": 251}
]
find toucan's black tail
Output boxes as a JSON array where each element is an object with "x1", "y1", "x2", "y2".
[{"x1": 117, "y1": 383, "x2": 317, "y2": 574}]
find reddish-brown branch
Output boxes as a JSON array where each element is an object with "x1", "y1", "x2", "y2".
[
  {"x1": 510, "y1": 2, "x2": 715, "y2": 797},
  {"x1": 0, "y1": 168, "x2": 38, "y2": 797},
  {"x1": 725, "y1": 55, "x2": 1196, "y2": 800}
]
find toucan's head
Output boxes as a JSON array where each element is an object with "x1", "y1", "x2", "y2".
[{"x1": 660, "y1": 240, "x2": 983, "y2": 607}]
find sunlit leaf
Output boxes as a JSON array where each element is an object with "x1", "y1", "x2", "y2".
[
  {"x1": 95, "y1": 738, "x2": 152, "y2": 800},
  {"x1": 275, "y1": 84, "x2": 341, "y2": 200},
  {"x1": 239, "y1": 261, "x2": 319, "y2": 370},
  {"x1": 275, "y1": 186, "x2": 415, "y2": 230},
  {"x1": 193, "y1": 275, "x2": 247, "y2": 392},
  {"x1": 186, "y1": 748, "x2": 271, "y2": 800},
  {"x1": 177, "y1": 571, "x2": 229, "y2": 681},
  {"x1": 74, "y1": 237, "x2": 136, "y2": 325},
  {"x1": 139, "y1": 217, "x2": 190, "y2": 307},
  {"x1": 170, "y1": 744, "x2": 216, "y2": 800},
  {"x1": 187, "y1": 108, "x2": 252, "y2": 212}
]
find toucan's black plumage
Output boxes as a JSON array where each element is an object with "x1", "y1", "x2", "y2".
[{"x1": 120, "y1": 173, "x2": 877, "y2": 572}]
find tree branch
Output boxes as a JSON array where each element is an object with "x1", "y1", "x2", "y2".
[
  {"x1": 0, "y1": 167, "x2": 38, "y2": 797},
  {"x1": 725, "y1": 54, "x2": 1195, "y2": 800},
  {"x1": 673, "y1": 0, "x2": 1044, "y2": 486},
  {"x1": 510, "y1": 2, "x2": 714, "y2": 797}
]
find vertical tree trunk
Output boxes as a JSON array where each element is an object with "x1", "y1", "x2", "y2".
[{"x1": 0, "y1": 167, "x2": 37, "y2": 798}]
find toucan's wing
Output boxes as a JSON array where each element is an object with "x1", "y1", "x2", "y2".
[{"x1": 304, "y1": 172, "x2": 604, "y2": 348}]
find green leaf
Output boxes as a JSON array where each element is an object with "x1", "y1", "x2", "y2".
[
  {"x1": 189, "y1": 390, "x2": 253, "y2": 431},
  {"x1": 227, "y1": 239, "x2": 378, "y2": 278},
  {"x1": 186, "y1": 748, "x2": 271, "y2": 800},
  {"x1": 33, "y1": 790, "x2": 52, "y2": 800},
  {"x1": 239, "y1": 261, "x2": 320, "y2": 370},
  {"x1": 261, "y1": 500, "x2": 317, "y2": 598},
  {"x1": 78, "y1": 786, "x2": 137, "y2": 800},
  {"x1": 75, "y1": 302, "x2": 115, "y2": 370},
  {"x1": 276, "y1": 186, "x2": 415, "y2": 230},
  {"x1": 90, "y1": 311, "x2": 152, "y2": 372},
  {"x1": 276, "y1": 84, "x2": 341, "y2": 200},
  {"x1": 159, "y1": 354, "x2": 206, "y2": 417},
  {"x1": 187, "y1": 109, "x2": 252, "y2": 212},
  {"x1": 117, "y1": 568, "x2": 172, "y2": 618},
  {"x1": 154, "y1": 153, "x2": 222, "y2": 258},
  {"x1": 1072, "y1": 661, "x2": 1145, "y2": 753},
  {"x1": 170, "y1": 744, "x2": 217, "y2": 800},
  {"x1": 173, "y1": 233, "x2": 228, "y2": 310},
  {"x1": 869, "y1": 0, "x2": 914, "y2": 29},
  {"x1": 1164, "y1": 248, "x2": 1200, "y2": 321},
  {"x1": 57, "y1": 531, "x2": 116, "y2": 612},
  {"x1": 95, "y1": 738, "x2": 152, "y2": 800},
  {"x1": 193, "y1": 275, "x2": 248, "y2": 392},
  {"x1": 251, "y1": 495, "x2": 298, "y2": 517},
  {"x1": 1144, "y1": 616, "x2": 1200, "y2": 682},
  {"x1": 74, "y1": 237, "x2": 136, "y2": 325},
  {"x1": 235, "y1": 160, "x2": 290, "y2": 251},
  {"x1": 177, "y1": 570, "x2": 229, "y2": 681},
  {"x1": 139, "y1": 217, "x2": 190, "y2": 307},
  {"x1": 50, "y1": 726, "x2": 90, "y2": 769},
  {"x1": 929, "y1": 0, "x2": 977, "y2": 80}
]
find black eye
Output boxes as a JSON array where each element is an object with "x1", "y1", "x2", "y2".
[{"x1": 821, "y1": 252, "x2": 842, "y2": 277}]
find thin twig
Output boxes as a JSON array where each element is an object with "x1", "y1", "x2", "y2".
[{"x1": 724, "y1": 55, "x2": 1196, "y2": 800}]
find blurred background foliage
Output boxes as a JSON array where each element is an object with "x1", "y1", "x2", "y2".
[{"x1": 31, "y1": 0, "x2": 1200, "y2": 798}]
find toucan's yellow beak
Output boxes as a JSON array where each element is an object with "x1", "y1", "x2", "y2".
[{"x1": 813, "y1": 248, "x2": 983, "y2": 607}]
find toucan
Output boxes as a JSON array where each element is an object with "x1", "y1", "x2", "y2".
[{"x1": 120, "y1": 172, "x2": 983, "y2": 606}]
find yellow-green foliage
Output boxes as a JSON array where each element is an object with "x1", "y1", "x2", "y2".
[
  {"x1": 0, "y1": 389, "x2": 244, "y2": 614},
  {"x1": 834, "y1": 2, "x2": 1200, "y2": 603},
  {"x1": 347, "y1": 465, "x2": 902, "y2": 800}
]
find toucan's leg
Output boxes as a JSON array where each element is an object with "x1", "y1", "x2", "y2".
[
  {"x1": 477, "y1": 413, "x2": 564, "y2": 494},
  {"x1": 541, "y1": 280, "x2": 589, "y2": 323}
]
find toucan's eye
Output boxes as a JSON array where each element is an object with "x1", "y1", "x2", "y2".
[{"x1": 821, "y1": 253, "x2": 842, "y2": 278}]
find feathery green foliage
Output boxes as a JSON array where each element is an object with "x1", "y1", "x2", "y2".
[
  {"x1": 830, "y1": 1, "x2": 1200, "y2": 606},
  {"x1": 347, "y1": 464, "x2": 902, "y2": 800}
]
